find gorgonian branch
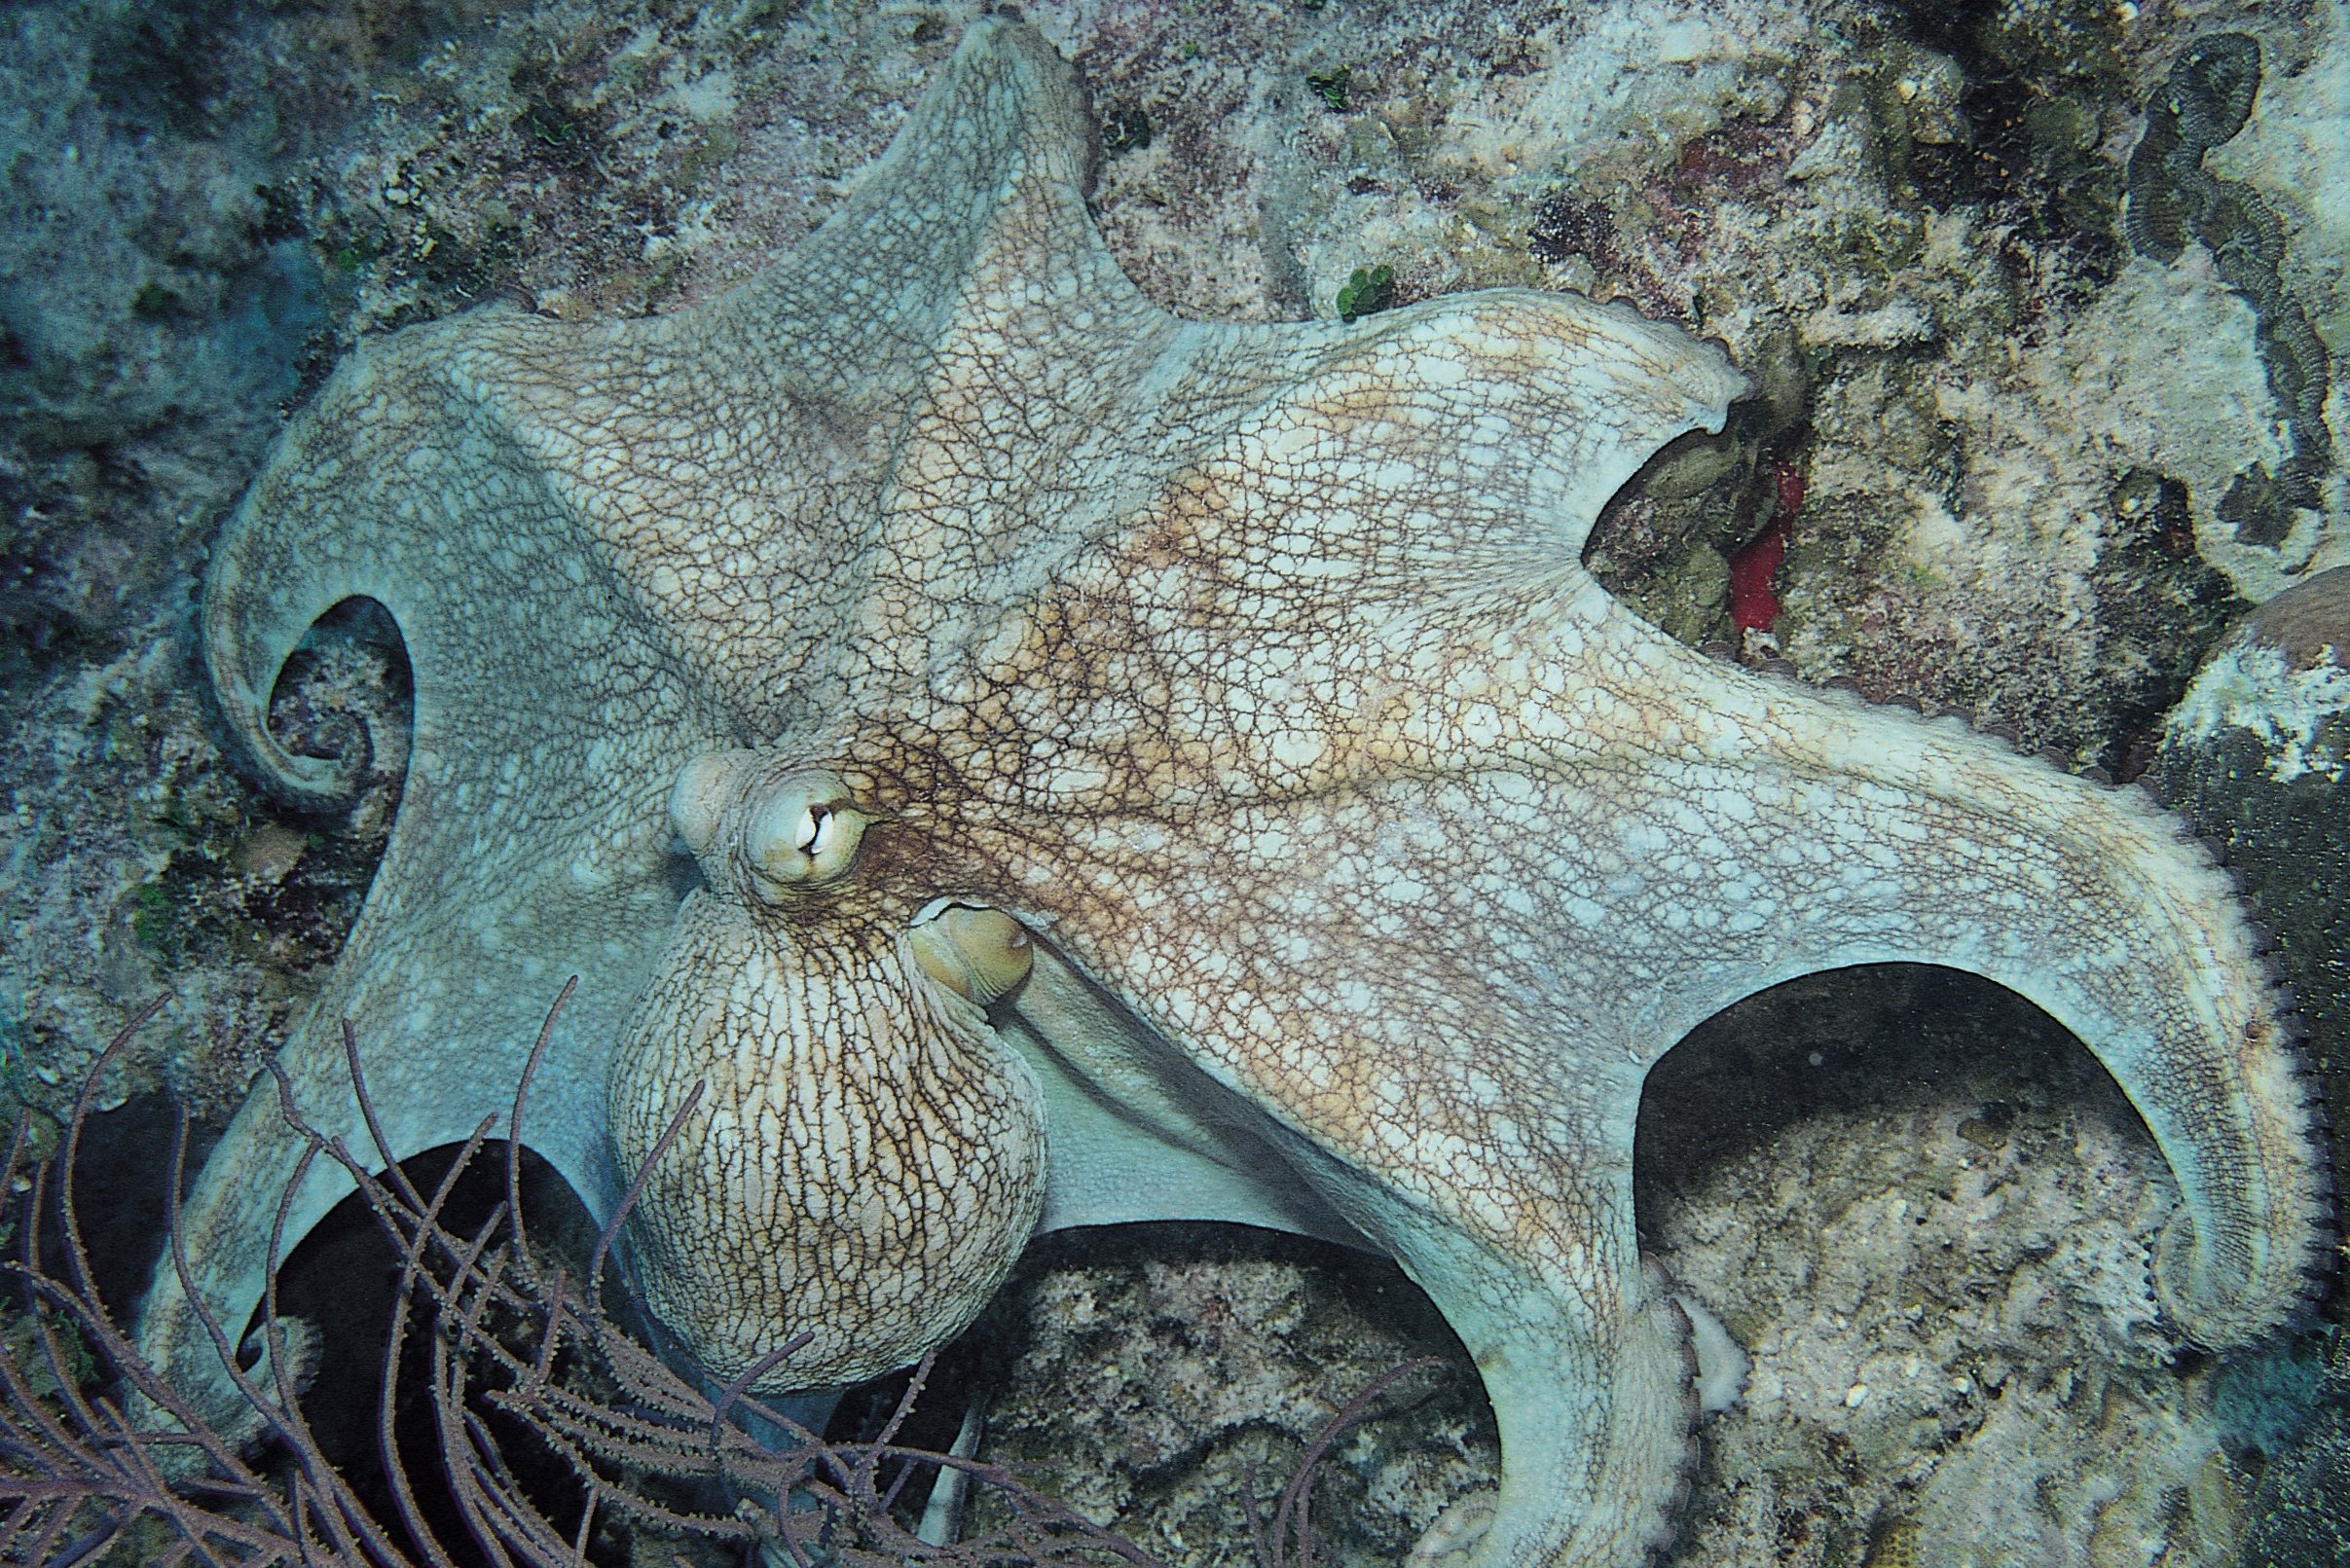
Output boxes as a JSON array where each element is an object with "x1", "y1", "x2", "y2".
[{"x1": 2, "y1": 995, "x2": 1445, "y2": 1568}]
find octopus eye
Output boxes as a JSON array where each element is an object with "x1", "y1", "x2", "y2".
[
  {"x1": 741, "y1": 771, "x2": 867, "y2": 897},
  {"x1": 908, "y1": 903, "x2": 1035, "y2": 1003},
  {"x1": 795, "y1": 804, "x2": 838, "y2": 857}
]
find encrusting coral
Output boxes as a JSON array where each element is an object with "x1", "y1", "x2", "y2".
[{"x1": 2126, "y1": 32, "x2": 2334, "y2": 532}]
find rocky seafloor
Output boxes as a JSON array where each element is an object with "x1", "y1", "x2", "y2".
[{"x1": 1, "y1": 0, "x2": 2345, "y2": 1564}]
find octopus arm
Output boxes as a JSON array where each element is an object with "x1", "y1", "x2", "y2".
[
  {"x1": 1597, "y1": 665, "x2": 2332, "y2": 1352},
  {"x1": 143, "y1": 322, "x2": 729, "y2": 1428},
  {"x1": 1031, "y1": 660, "x2": 2327, "y2": 1568}
]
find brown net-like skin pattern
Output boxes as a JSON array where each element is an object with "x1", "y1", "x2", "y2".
[{"x1": 610, "y1": 872, "x2": 1048, "y2": 1390}]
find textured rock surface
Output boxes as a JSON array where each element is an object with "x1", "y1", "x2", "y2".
[
  {"x1": 963, "y1": 1224, "x2": 1497, "y2": 1568},
  {"x1": 2234, "y1": 1333, "x2": 2350, "y2": 1568},
  {"x1": 1647, "y1": 969, "x2": 2239, "y2": 1567}
]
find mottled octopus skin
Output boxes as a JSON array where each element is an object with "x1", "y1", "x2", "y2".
[
  {"x1": 143, "y1": 17, "x2": 2326, "y2": 1568},
  {"x1": 608, "y1": 748, "x2": 1049, "y2": 1387}
]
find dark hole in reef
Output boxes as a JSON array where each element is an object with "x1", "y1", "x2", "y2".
[
  {"x1": 27, "y1": 1092, "x2": 219, "y2": 1331},
  {"x1": 2220, "y1": 464, "x2": 2298, "y2": 549},
  {"x1": 16, "y1": 1107, "x2": 640, "y2": 1565},
  {"x1": 256, "y1": 1139, "x2": 997, "y2": 1565},
  {"x1": 1870, "y1": 0, "x2": 2123, "y2": 276},
  {"x1": 260, "y1": 595, "x2": 416, "y2": 799},
  {"x1": 259, "y1": 1141, "x2": 618, "y2": 1565},
  {"x1": 1634, "y1": 962, "x2": 2124, "y2": 1233}
]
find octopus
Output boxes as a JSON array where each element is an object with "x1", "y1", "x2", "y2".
[{"x1": 137, "y1": 17, "x2": 2328, "y2": 1568}]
